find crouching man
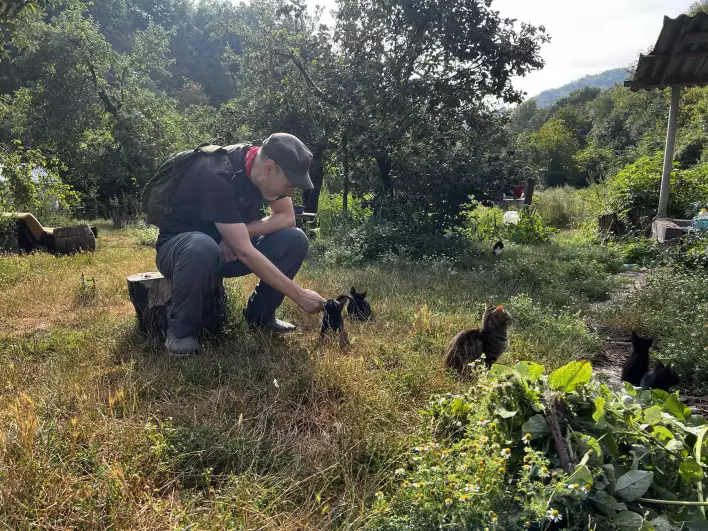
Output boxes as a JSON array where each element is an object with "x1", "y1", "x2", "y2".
[{"x1": 154, "y1": 133, "x2": 326, "y2": 356}]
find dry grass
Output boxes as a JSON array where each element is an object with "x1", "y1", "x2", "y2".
[{"x1": 0, "y1": 225, "x2": 620, "y2": 529}]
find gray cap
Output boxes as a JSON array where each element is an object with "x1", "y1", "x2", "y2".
[{"x1": 261, "y1": 133, "x2": 314, "y2": 190}]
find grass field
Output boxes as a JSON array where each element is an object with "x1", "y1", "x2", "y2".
[{"x1": 0, "y1": 225, "x2": 627, "y2": 529}]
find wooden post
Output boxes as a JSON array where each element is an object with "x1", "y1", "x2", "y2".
[
  {"x1": 524, "y1": 177, "x2": 536, "y2": 205},
  {"x1": 127, "y1": 272, "x2": 227, "y2": 338},
  {"x1": 658, "y1": 85, "x2": 681, "y2": 219}
]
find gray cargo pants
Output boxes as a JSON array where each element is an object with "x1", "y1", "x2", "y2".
[{"x1": 156, "y1": 227, "x2": 309, "y2": 338}]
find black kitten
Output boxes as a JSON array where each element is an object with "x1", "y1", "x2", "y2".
[
  {"x1": 321, "y1": 295, "x2": 350, "y2": 345},
  {"x1": 347, "y1": 287, "x2": 373, "y2": 322},
  {"x1": 621, "y1": 331, "x2": 654, "y2": 386},
  {"x1": 492, "y1": 240, "x2": 504, "y2": 256},
  {"x1": 641, "y1": 360, "x2": 680, "y2": 391}
]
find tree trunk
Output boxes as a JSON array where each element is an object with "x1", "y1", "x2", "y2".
[
  {"x1": 127, "y1": 272, "x2": 227, "y2": 339},
  {"x1": 376, "y1": 154, "x2": 393, "y2": 197},
  {"x1": 303, "y1": 149, "x2": 325, "y2": 213},
  {"x1": 342, "y1": 133, "x2": 349, "y2": 214}
]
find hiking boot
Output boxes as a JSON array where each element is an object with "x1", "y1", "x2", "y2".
[
  {"x1": 243, "y1": 309, "x2": 296, "y2": 333},
  {"x1": 164, "y1": 330, "x2": 201, "y2": 357}
]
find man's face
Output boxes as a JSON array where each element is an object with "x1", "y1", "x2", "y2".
[{"x1": 256, "y1": 159, "x2": 295, "y2": 201}]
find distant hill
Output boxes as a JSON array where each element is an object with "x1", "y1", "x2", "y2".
[{"x1": 532, "y1": 68, "x2": 629, "y2": 108}]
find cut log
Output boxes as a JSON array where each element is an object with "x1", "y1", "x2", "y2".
[
  {"x1": 53, "y1": 224, "x2": 96, "y2": 254},
  {"x1": 127, "y1": 272, "x2": 227, "y2": 338}
]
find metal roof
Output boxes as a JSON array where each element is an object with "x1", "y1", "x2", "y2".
[{"x1": 625, "y1": 12, "x2": 708, "y2": 91}]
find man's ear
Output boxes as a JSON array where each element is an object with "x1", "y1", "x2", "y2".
[{"x1": 263, "y1": 158, "x2": 276, "y2": 175}]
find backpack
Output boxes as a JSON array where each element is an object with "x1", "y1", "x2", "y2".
[{"x1": 141, "y1": 143, "x2": 247, "y2": 227}]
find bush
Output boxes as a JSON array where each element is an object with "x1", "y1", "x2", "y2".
[
  {"x1": 667, "y1": 232, "x2": 708, "y2": 270},
  {"x1": 462, "y1": 204, "x2": 557, "y2": 244},
  {"x1": 311, "y1": 217, "x2": 487, "y2": 267},
  {"x1": 368, "y1": 360, "x2": 708, "y2": 530},
  {"x1": 132, "y1": 222, "x2": 159, "y2": 247},
  {"x1": 607, "y1": 237, "x2": 662, "y2": 266},
  {"x1": 608, "y1": 155, "x2": 708, "y2": 219},
  {"x1": 534, "y1": 186, "x2": 597, "y2": 229}
]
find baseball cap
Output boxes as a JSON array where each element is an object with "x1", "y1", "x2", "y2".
[{"x1": 261, "y1": 133, "x2": 314, "y2": 190}]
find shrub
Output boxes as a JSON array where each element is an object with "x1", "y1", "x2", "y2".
[
  {"x1": 667, "y1": 232, "x2": 708, "y2": 270},
  {"x1": 461, "y1": 204, "x2": 557, "y2": 244},
  {"x1": 368, "y1": 360, "x2": 708, "y2": 530},
  {"x1": 534, "y1": 186, "x2": 597, "y2": 229},
  {"x1": 607, "y1": 237, "x2": 662, "y2": 266},
  {"x1": 132, "y1": 222, "x2": 159, "y2": 247},
  {"x1": 607, "y1": 155, "x2": 708, "y2": 219},
  {"x1": 311, "y1": 217, "x2": 487, "y2": 267}
]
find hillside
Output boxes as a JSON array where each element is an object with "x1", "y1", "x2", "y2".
[{"x1": 532, "y1": 68, "x2": 629, "y2": 108}]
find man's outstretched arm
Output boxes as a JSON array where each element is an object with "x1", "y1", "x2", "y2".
[{"x1": 215, "y1": 222, "x2": 324, "y2": 314}]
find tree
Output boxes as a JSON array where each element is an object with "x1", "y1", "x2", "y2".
[
  {"x1": 325, "y1": 0, "x2": 548, "y2": 197},
  {"x1": 526, "y1": 118, "x2": 580, "y2": 186},
  {"x1": 210, "y1": 0, "x2": 339, "y2": 212},
  {"x1": 688, "y1": 0, "x2": 708, "y2": 15},
  {"x1": 4, "y1": 1, "x2": 202, "y2": 212}
]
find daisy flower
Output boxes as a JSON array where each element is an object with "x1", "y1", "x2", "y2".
[{"x1": 547, "y1": 508, "x2": 562, "y2": 523}]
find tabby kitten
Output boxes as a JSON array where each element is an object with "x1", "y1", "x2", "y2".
[
  {"x1": 320, "y1": 295, "x2": 350, "y2": 346},
  {"x1": 445, "y1": 302, "x2": 512, "y2": 374},
  {"x1": 347, "y1": 287, "x2": 373, "y2": 322},
  {"x1": 620, "y1": 331, "x2": 653, "y2": 386}
]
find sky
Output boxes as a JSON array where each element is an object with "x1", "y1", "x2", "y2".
[{"x1": 306, "y1": 0, "x2": 694, "y2": 98}]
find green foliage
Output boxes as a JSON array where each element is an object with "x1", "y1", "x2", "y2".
[
  {"x1": 0, "y1": 214, "x2": 17, "y2": 251},
  {"x1": 368, "y1": 361, "x2": 708, "y2": 530},
  {"x1": 668, "y1": 232, "x2": 708, "y2": 270},
  {"x1": 503, "y1": 208, "x2": 557, "y2": 244},
  {"x1": 608, "y1": 155, "x2": 708, "y2": 218},
  {"x1": 462, "y1": 205, "x2": 557, "y2": 244},
  {"x1": 525, "y1": 118, "x2": 581, "y2": 186},
  {"x1": 0, "y1": 141, "x2": 79, "y2": 222},
  {"x1": 533, "y1": 186, "x2": 599, "y2": 229},
  {"x1": 608, "y1": 237, "x2": 662, "y2": 266},
  {"x1": 132, "y1": 222, "x2": 158, "y2": 247},
  {"x1": 3, "y1": 2, "x2": 205, "y2": 214},
  {"x1": 603, "y1": 268, "x2": 708, "y2": 391}
]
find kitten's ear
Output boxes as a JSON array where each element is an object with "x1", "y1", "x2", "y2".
[
  {"x1": 350, "y1": 287, "x2": 356, "y2": 295},
  {"x1": 485, "y1": 300, "x2": 493, "y2": 310},
  {"x1": 631, "y1": 331, "x2": 638, "y2": 342},
  {"x1": 362, "y1": 291, "x2": 367, "y2": 299}
]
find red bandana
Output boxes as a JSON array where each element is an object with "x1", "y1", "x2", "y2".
[{"x1": 244, "y1": 146, "x2": 260, "y2": 178}]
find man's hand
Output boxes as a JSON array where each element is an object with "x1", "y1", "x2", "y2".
[
  {"x1": 294, "y1": 288, "x2": 327, "y2": 314},
  {"x1": 219, "y1": 240, "x2": 239, "y2": 263}
]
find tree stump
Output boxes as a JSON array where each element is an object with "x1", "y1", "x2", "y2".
[{"x1": 127, "y1": 272, "x2": 228, "y2": 338}]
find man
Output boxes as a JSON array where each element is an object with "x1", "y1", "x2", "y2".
[{"x1": 155, "y1": 133, "x2": 327, "y2": 356}]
